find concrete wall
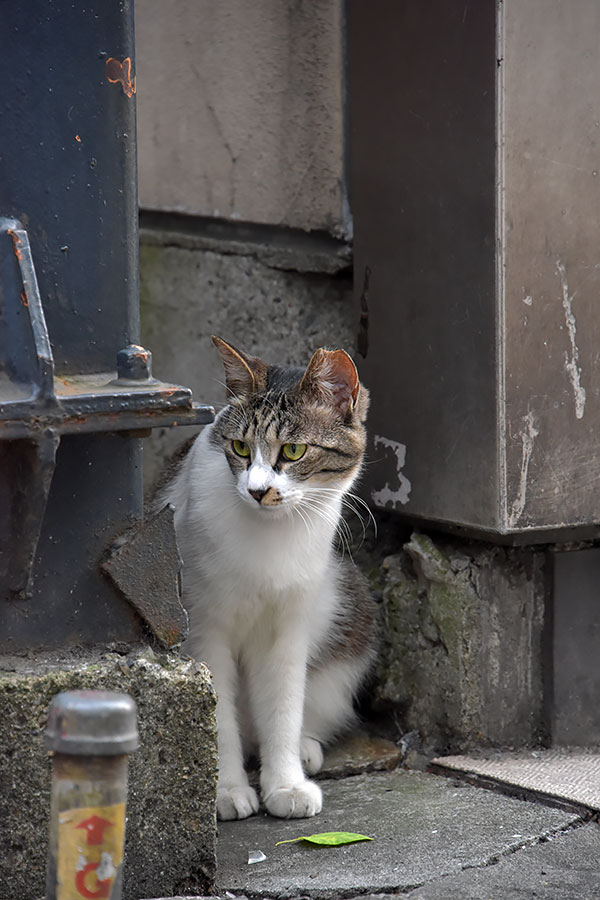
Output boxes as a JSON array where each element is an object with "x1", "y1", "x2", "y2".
[
  {"x1": 136, "y1": 0, "x2": 355, "y2": 487},
  {"x1": 135, "y1": 1, "x2": 552, "y2": 755},
  {"x1": 140, "y1": 232, "x2": 355, "y2": 488},
  {"x1": 136, "y1": 0, "x2": 350, "y2": 237},
  {"x1": 372, "y1": 534, "x2": 548, "y2": 752}
]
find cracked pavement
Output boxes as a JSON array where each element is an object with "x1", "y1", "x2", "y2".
[{"x1": 213, "y1": 769, "x2": 600, "y2": 900}]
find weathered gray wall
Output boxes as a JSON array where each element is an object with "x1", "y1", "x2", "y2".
[
  {"x1": 136, "y1": 0, "x2": 350, "y2": 237},
  {"x1": 372, "y1": 533, "x2": 547, "y2": 752},
  {"x1": 135, "y1": 1, "x2": 553, "y2": 756},
  {"x1": 140, "y1": 235, "x2": 355, "y2": 488},
  {"x1": 136, "y1": 0, "x2": 354, "y2": 488}
]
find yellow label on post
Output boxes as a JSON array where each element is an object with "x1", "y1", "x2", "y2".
[{"x1": 56, "y1": 803, "x2": 125, "y2": 900}]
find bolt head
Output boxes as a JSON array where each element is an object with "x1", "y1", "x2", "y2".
[{"x1": 116, "y1": 344, "x2": 152, "y2": 381}]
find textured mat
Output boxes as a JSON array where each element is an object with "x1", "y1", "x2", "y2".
[{"x1": 432, "y1": 749, "x2": 600, "y2": 812}]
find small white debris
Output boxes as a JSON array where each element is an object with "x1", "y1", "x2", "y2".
[{"x1": 248, "y1": 850, "x2": 267, "y2": 865}]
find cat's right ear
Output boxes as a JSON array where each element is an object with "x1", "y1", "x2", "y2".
[
  {"x1": 211, "y1": 336, "x2": 268, "y2": 401},
  {"x1": 299, "y1": 348, "x2": 362, "y2": 417}
]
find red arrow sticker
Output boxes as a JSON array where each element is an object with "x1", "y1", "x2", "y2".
[
  {"x1": 76, "y1": 816, "x2": 113, "y2": 846},
  {"x1": 56, "y1": 803, "x2": 125, "y2": 900}
]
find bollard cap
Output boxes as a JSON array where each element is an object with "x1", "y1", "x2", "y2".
[{"x1": 45, "y1": 690, "x2": 139, "y2": 755}]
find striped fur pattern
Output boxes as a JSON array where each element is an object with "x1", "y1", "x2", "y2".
[{"x1": 157, "y1": 337, "x2": 377, "y2": 821}]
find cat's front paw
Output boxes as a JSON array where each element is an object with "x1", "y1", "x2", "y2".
[
  {"x1": 217, "y1": 784, "x2": 260, "y2": 820},
  {"x1": 300, "y1": 736, "x2": 324, "y2": 775},
  {"x1": 264, "y1": 779, "x2": 322, "y2": 818}
]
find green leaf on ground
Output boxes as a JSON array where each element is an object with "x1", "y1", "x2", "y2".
[{"x1": 276, "y1": 831, "x2": 373, "y2": 847}]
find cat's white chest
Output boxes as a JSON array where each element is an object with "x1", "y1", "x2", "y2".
[{"x1": 166, "y1": 424, "x2": 344, "y2": 654}]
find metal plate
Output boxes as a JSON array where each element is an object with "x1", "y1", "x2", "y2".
[{"x1": 349, "y1": 0, "x2": 600, "y2": 540}]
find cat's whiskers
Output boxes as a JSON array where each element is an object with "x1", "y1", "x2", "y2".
[
  {"x1": 296, "y1": 496, "x2": 354, "y2": 561},
  {"x1": 301, "y1": 495, "x2": 353, "y2": 545},
  {"x1": 223, "y1": 408, "x2": 249, "y2": 433},
  {"x1": 303, "y1": 486, "x2": 377, "y2": 541},
  {"x1": 309, "y1": 486, "x2": 375, "y2": 523},
  {"x1": 291, "y1": 502, "x2": 313, "y2": 540},
  {"x1": 299, "y1": 492, "x2": 369, "y2": 557},
  {"x1": 213, "y1": 378, "x2": 248, "y2": 412}
]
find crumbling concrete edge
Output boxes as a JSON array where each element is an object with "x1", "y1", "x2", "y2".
[{"x1": 140, "y1": 213, "x2": 352, "y2": 275}]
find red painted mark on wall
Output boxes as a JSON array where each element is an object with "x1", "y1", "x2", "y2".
[{"x1": 105, "y1": 57, "x2": 136, "y2": 98}]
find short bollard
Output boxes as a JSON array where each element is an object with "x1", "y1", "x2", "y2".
[{"x1": 45, "y1": 690, "x2": 139, "y2": 900}]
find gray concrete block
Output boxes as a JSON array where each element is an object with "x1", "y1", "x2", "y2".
[
  {"x1": 0, "y1": 648, "x2": 217, "y2": 900},
  {"x1": 215, "y1": 770, "x2": 581, "y2": 898},
  {"x1": 136, "y1": 0, "x2": 349, "y2": 237},
  {"x1": 140, "y1": 241, "x2": 356, "y2": 489},
  {"x1": 373, "y1": 532, "x2": 547, "y2": 750}
]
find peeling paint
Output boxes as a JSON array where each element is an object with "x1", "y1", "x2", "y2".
[
  {"x1": 7, "y1": 228, "x2": 23, "y2": 261},
  {"x1": 508, "y1": 411, "x2": 539, "y2": 527},
  {"x1": 371, "y1": 434, "x2": 411, "y2": 508},
  {"x1": 96, "y1": 851, "x2": 116, "y2": 881},
  {"x1": 556, "y1": 260, "x2": 586, "y2": 419},
  {"x1": 106, "y1": 57, "x2": 136, "y2": 98}
]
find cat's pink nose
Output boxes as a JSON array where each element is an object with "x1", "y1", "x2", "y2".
[{"x1": 249, "y1": 488, "x2": 267, "y2": 503}]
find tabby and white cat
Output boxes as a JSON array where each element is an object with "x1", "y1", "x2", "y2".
[{"x1": 158, "y1": 337, "x2": 377, "y2": 820}]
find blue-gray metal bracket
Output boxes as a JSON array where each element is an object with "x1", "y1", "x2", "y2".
[
  {"x1": 0, "y1": 220, "x2": 214, "y2": 441},
  {"x1": 0, "y1": 219, "x2": 213, "y2": 599}
]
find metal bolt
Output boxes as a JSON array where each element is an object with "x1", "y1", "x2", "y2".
[
  {"x1": 45, "y1": 690, "x2": 139, "y2": 900},
  {"x1": 116, "y1": 344, "x2": 153, "y2": 381}
]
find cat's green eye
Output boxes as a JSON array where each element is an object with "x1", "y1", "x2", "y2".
[
  {"x1": 282, "y1": 442, "x2": 307, "y2": 461},
  {"x1": 232, "y1": 439, "x2": 251, "y2": 458}
]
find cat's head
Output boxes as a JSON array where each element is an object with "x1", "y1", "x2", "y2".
[{"x1": 210, "y1": 336, "x2": 369, "y2": 516}]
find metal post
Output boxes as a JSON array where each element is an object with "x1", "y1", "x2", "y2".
[
  {"x1": 0, "y1": 1, "x2": 213, "y2": 648},
  {"x1": 45, "y1": 691, "x2": 139, "y2": 900}
]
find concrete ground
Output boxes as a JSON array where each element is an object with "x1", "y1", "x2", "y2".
[{"x1": 149, "y1": 738, "x2": 600, "y2": 900}]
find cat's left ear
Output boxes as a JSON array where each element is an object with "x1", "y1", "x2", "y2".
[
  {"x1": 299, "y1": 348, "x2": 363, "y2": 417},
  {"x1": 212, "y1": 336, "x2": 268, "y2": 400}
]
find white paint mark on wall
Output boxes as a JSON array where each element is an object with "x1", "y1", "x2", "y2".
[
  {"x1": 371, "y1": 435, "x2": 412, "y2": 508},
  {"x1": 556, "y1": 260, "x2": 586, "y2": 419},
  {"x1": 523, "y1": 295, "x2": 533, "y2": 306},
  {"x1": 508, "y1": 411, "x2": 539, "y2": 527}
]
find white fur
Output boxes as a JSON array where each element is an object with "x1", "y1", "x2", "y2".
[{"x1": 162, "y1": 417, "x2": 365, "y2": 820}]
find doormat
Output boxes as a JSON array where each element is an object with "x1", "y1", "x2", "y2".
[{"x1": 431, "y1": 749, "x2": 600, "y2": 813}]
